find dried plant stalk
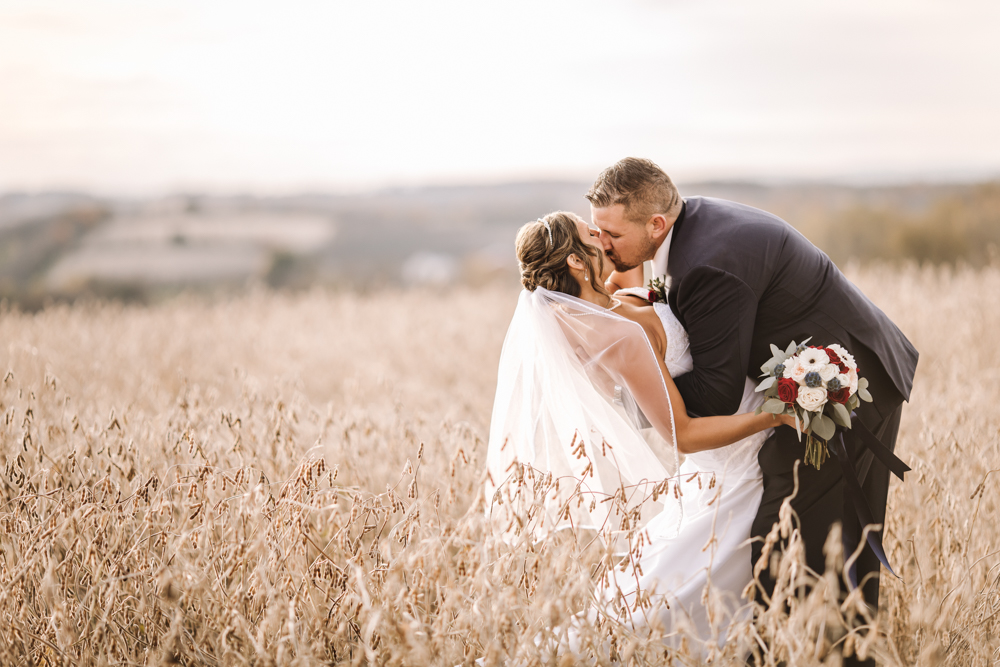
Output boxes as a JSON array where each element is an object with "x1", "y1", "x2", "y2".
[{"x1": 0, "y1": 270, "x2": 995, "y2": 666}]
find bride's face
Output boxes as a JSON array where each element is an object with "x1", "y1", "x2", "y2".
[{"x1": 574, "y1": 218, "x2": 613, "y2": 283}]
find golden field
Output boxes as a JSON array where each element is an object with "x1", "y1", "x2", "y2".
[{"x1": 1, "y1": 265, "x2": 999, "y2": 665}]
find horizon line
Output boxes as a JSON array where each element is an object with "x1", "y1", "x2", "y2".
[{"x1": 3, "y1": 168, "x2": 999, "y2": 200}]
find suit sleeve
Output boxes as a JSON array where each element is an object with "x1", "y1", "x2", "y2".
[{"x1": 671, "y1": 266, "x2": 758, "y2": 417}]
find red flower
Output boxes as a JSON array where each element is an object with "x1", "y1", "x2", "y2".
[
  {"x1": 777, "y1": 378, "x2": 799, "y2": 404},
  {"x1": 828, "y1": 387, "x2": 850, "y2": 404},
  {"x1": 647, "y1": 290, "x2": 657, "y2": 304},
  {"x1": 821, "y1": 347, "x2": 851, "y2": 373}
]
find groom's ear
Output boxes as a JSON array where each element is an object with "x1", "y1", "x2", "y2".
[{"x1": 648, "y1": 214, "x2": 669, "y2": 239}]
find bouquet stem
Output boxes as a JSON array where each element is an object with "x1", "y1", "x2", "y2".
[{"x1": 805, "y1": 434, "x2": 829, "y2": 470}]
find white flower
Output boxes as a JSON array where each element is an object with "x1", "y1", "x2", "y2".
[
  {"x1": 819, "y1": 363, "x2": 839, "y2": 382},
  {"x1": 796, "y1": 386, "x2": 828, "y2": 412},
  {"x1": 784, "y1": 359, "x2": 808, "y2": 383},
  {"x1": 798, "y1": 348, "x2": 828, "y2": 372},
  {"x1": 836, "y1": 373, "x2": 852, "y2": 391},
  {"x1": 846, "y1": 368, "x2": 859, "y2": 394},
  {"x1": 827, "y1": 343, "x2": 857, "y2": 371}
]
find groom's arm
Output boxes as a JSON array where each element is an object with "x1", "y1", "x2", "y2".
[{"x1": 671, "y1": 266, "x2": 758, "y2": 417}]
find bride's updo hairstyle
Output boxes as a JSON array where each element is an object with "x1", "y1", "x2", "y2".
[{"x1": 515, "y1": 211, "x2": 609, "y2": 298}]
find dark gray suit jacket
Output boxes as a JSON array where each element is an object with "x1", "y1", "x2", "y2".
[{"x1": 668, "y1": 197, "x2": 918, "y2": 441}]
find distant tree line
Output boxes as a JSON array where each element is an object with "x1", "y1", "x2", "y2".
[
  {"x1": 0, "y1": 181, "x2": 998, "y2": 309},
  {"x1": 819, "y1": 182, "x2": 1000, "y2": 267}
]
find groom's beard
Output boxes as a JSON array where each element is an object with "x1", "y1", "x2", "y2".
[
  {"x1": 610, "y1": 256, "x2": 638, "y2": 273},
  {"x1": 608, "y1": 236, "x2": 657, "y2": 273}
]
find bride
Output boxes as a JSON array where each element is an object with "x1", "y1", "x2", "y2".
[{"x1": 486, "y1": 211, "x2": 795, "y2": 656}]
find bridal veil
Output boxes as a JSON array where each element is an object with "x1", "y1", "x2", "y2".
[{"x1": 486, "y1": 288, "x2": 682, "y2": 549}]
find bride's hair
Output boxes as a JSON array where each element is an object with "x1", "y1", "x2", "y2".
[{"x1": 515, "y1": 211, "x2": 609, "y2": 298}]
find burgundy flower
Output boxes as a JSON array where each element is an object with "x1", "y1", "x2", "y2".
[
  {"x1": 828, "y1": 387, "x2": 850, "y2": 404},
  {"x1": 777, "y1": 378, "x2": 799, "y2": 404}
]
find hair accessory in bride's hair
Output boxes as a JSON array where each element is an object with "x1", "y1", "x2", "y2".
[{"x1": 538, "y1": 218, "x2": 554, "y2": 246}]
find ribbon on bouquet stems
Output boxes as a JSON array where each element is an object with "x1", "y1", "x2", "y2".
[{"x1": 827, "y1": 413, "x2": 910, "y2": 589}]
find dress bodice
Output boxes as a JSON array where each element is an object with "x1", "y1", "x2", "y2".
[{"x1": 653, "y1": 302, "x2": 694, "y2": 378}]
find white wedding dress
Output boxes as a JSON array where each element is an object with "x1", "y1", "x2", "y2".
[
  {"x1": 486, "y1": 288, "x2": 768, "y2": 659},
  {"x1": 602, "y1": 296, "x2": 768, "y2": 654}
]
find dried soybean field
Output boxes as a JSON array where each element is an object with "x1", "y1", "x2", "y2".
[{"x1": 1, "y1": 265, "x2": 999, "y2": 665}]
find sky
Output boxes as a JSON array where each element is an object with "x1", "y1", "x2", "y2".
[{"x1": 2, "y1": 0, "x2": 999, "y2": 194}]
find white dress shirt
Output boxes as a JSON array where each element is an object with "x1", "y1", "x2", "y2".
[{"x1": 652, "y1": 226, "x2": 674, "y2": 281}]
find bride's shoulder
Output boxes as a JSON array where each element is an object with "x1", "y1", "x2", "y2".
[{"x1": 614, "y1": 300, "x2": 667, "y2": 355}]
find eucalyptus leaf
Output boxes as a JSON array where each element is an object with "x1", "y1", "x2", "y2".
[
  {"x1": 794, "y1": 411, "x2": 803, "y2": 441},
  {"x1": 756, "y1": 376, "x2": 776, "y2": 392},
  {"x1": 831, "y1": 402, "x2": 852, "y2": 428},
  {"x1": 859, "y1": 387, "x2": 873, "y2": 402},
  {"x1": 755, "y1": 405, "x2": 763, "y2": 415},
  {"x1": 763, "y1": 398, "x2": 787, "y2": 414},
  {"x1": 770, "y1": 343, "x2": 782, "y2": 358},
  {"x1": 784, "y1": 340, "x2": 798, "y2": 356},
  {"x1": 857, "y1": 376, "x2": 869, "y2": 391},
  {"x1": 801, "y1": 409, "x2": 811, "y2": 431},
  {"x1": 812, "y1": 413, "x2": 836, "y2": 441}
]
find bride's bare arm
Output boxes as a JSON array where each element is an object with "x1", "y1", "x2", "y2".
[
  {"x1": 663, "y1": 372, "x2": 792, "y2": 453},
  {"x1": 604, "y1": 325, "x2": 791, "y2": 454}
]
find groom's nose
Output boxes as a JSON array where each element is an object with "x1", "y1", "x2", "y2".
[{"x1": 598, "y1": 231, "x2": 613, "y2": 251}]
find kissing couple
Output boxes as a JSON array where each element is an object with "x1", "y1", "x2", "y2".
[{"x1": 486, "y1": 158, "x2": 919, "y2": 664}]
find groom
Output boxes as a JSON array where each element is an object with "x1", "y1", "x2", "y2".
[{"x1": 588, "y1": 158, "x2": 918, "y2": 663}]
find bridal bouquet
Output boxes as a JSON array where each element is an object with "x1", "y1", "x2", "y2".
[{"x1": 755, "y1": 340, "x2": 873, "y2": 469}]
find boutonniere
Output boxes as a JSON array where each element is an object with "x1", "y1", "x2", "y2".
[{"x1": 645, "y1": 276, "x2": 668, "y2": 304}]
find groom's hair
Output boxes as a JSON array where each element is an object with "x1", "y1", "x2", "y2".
[{"x1": 586, "y1": 157, "x2": 681, "y2": 224}]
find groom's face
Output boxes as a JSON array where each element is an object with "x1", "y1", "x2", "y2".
[{"x1": 590, "y1": 204, "x2": 657, "y2": 272}]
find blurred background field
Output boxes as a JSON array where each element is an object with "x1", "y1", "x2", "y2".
[
  {"x1": 3, "y1": 1, "x2": 1000, "y2": 309},
  {"x1": 2, "y1": 178, "x2": 1000, "y2": 310}
]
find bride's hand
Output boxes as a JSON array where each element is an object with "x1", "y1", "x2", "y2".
[{"x1": 775, "y1": 412, "x2": 807, "y2": 431}]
